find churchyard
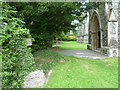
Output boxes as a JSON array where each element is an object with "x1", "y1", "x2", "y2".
[{"x1": 1, "y1": 1, "x2": 119, "y2": 89}]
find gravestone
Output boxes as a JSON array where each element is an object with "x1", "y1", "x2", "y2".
[{"x1": 22, "y1": 70, "x2": 46, "y2": 88}]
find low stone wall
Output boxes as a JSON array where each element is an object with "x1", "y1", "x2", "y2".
[
  {"x1": 87, "y1": 44, "x2": 109, "y2": 56},
  {"x1": 99, "y1": 47, "x2": 109, "y2": 56}
]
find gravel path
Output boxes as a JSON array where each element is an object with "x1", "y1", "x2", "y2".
[{"x1": 57, "y1": 49, "x2": 108, "y2": 59}]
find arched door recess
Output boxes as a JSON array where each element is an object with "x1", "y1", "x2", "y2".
[{"x1": 91, "y1": 11, "x2": 101, "y2": 50}]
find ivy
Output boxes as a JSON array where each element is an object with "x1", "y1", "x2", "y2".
[{"x1": 1, "y1": 3, "x2": 35, "y2": 88}]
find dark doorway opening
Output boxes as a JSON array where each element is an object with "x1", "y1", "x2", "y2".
[{"x1": 98, "y1": 31, "x2": 101, "y2": 48}]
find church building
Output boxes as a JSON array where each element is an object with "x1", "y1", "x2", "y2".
[
  {"x1": 77, "y1": 1, "x2": 119, "y2": 57},
  {"x1": 88, "y1": 1, "x2": 119, "y2": 57}
]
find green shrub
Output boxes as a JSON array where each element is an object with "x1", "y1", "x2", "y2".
[
  {"x1": 1, "y1": 3, "x2": 35, "y2": 88},
  {"x1": 59, "y1": 32, "x2": 77, "y2": 41},
  {"x1": 31, "y1": 33, "x2": 53, "y2": 53},
  {"x1": 61, "y1": 36, "x2": 77, "y2": 41}
]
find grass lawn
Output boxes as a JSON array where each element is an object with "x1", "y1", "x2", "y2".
[
  {"x1": 53, "y1": 41, "x2": 87, "y2": 50},
  {"x1": 0, "y1": 53, "x2": 2, "y2": 88},
  {"x1": 0, "y1": 54, "x2": 1, "y2": 71},
  {"x1": 33, "y1": 50, "x2": 118, "y2": 88}
]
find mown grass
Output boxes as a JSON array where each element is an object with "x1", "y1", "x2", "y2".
[
  {"x1": 33, "y1": 50, "x2": 70, "y2": 71},
  {"x1": 54, "y1": 41, "x2": 87, "y2": 50},
  {"x1": 0, "y1": 54, "x2": 1, "y2": 71},
  {"x1": 34, "y1": 50, "x2": 118, "y2": 88},
  {"x1": 0, "y1": 53, "x2": 2, "y2": 88}
]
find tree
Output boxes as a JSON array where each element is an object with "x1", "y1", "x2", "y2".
[
  {"x1": 8, "y1": 2, "x2": 87, "y2": 52},
  {"x1": 9, "y1": 2, "x2": 100, "y2": 52}
]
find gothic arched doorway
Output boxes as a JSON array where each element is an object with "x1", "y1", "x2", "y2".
[{"x1": 91, "y1": 11, "x2": 101, "y2": 50}]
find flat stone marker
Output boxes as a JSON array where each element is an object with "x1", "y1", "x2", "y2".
[{"x1": 22, "y1": 70, "x2": 46, "y2": 88}]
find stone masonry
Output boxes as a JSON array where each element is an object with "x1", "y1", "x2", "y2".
[
  {"x1": 88, "y1": 1, "x2": 119, "y2": 57},
  {"x1": 77, "y1": 12, "x2": 89, "y2": 44}
]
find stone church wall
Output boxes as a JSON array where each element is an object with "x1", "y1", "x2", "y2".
[
  {"x1": 98, "y1": 3, "x2": 108, "y2": 47},
  {"x1": 118, "y1": 1, "x2": 120, "y2": 48},
  {"x1": 88, "y1": 2, "x2": 119, "y2": 57},
  {"x1": 77, "y1": 13, "x2": 89, "y2": 44},
  {"x1": 88, "y1": 2, "x2": 109, "y2": 55}
]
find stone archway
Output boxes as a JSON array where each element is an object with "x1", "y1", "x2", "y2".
[{"x1": 91, "y1": 11, "x2": 101, "y2": 50}]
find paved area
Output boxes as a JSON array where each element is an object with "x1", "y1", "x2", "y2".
[{"x1": 57, "y1": 49, "x2": 108, "y2": 59}]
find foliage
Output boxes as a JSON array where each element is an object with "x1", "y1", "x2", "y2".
[
  {"x1": 1, "y1": 3, "x2": 35, "y2": 88},
  {"x1": 8, "y1": 2, "x2": 101, "y2": 52},
  {"x1": 9, "y1": 2, "x2": 88, "y2": 52},
  {"x1": 84, "y1": 2, "x2": 101, "y2": 11},
  {"x1": 61, "y1": 36, "x2": 77, "y2": 41},
  {"x1": 30, "y1": 32, "x2": 53, "y2": 52},
  {"x1": 59, "y1": 31, "x2": 77, "y2": 41},
  {"x1": 72, "y1": 30, "x2": 78, "y2": 36}
]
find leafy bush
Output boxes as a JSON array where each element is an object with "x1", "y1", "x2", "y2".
[
  {"x1": 1, "y1": 3, "x2": 35, "y2": 88},
  {"x1": 61, "y1": 36, "x2": 77, "y2": 41},
  {"x1": 62, "y1": 37, "x2": 77, "y2": 41},
  {"x1": 59, "y1": 32, "x2": 77, "y2": 41},
  {"x1": 31, "y1": 33, "x2": 53, "y2": 53}
]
